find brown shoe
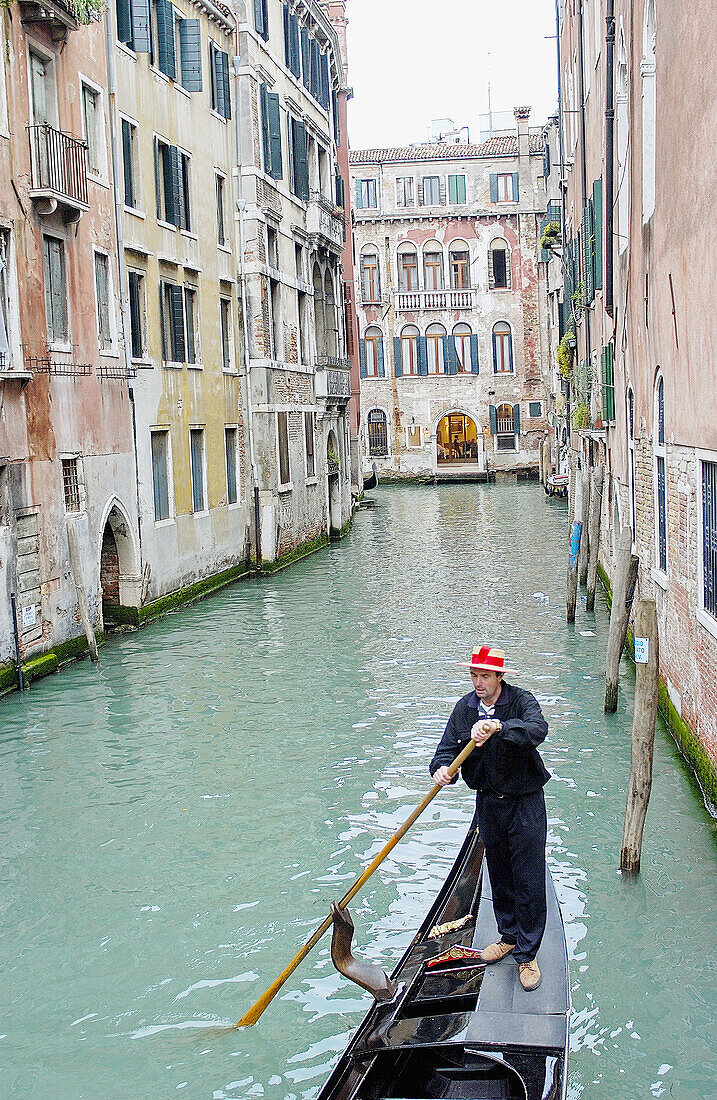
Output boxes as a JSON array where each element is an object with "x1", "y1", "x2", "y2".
[
  {"x1": 518, "y1": 960, "x2": 542, "y2": 991},
  {"x1": 480, "y1": 940, "x2": 515, "y2": 963}
]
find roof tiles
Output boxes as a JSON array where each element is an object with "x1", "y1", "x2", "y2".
[{"x1": 349, "y1": 135, "x2": 543, "y2": 165}]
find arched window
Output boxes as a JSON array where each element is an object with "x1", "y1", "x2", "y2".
[
  {"x1": 654, "y1": 373, "x2": 667, "y2": 573},
  {"x1": 400, "y1": 324, "x2": 418, "y2": 375},
  {"x1": 642, "y1": 0, "x2": 656, "y2": 222},
  {"x1": 423, "y1": 243, "x2": 444, "y2": 291},
  {"x1": 362, "y1": 325, "x2": 384, "y2": 377},
  {"x1": 449, "y1": 241, "x2": 471, "y2": 289},
  {"x1": 324, "y1": 270, "x2": 337, "y2": 356},
  {"x1": 367, "y1": 408, "x2": 388, "y2": 456},
  {"x1": 397, "y1": 243, "x2": 419, "y2": 292},
  {"x1": 492, "y1": 322, "x2": 513, "y2": 373},
  {"x1": 313, "y1": 264, "x2": 325, "y2": 357},
  {"x1": 488, "y1": 238, "x2": 510, "y2": 289},
  {"x1": 359, "y1": 247, "x2": 381, "y2": 303},
  {"x1": 453, "y1": 323, "x2": 473, "y2": 373},
  {"x1": 495, "y1": 403, "x2": 517, "y2": 451},
  {"x1": 426, "y1": 323, "x2": 446, "y2": 375}
]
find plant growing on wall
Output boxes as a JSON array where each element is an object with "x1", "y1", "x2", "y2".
[
  {"x1": 540, "y1": 221, "x2": 561, "y2": 250},
  {"x1": 557, "y1": 330, "x2": 576, "y2": 381},
  {"x1": 571, "y1": 401, "x2": 591, "y2": 430},
  {"x1": 71, "y1": 0, "x2": 107, "y2": 22}
]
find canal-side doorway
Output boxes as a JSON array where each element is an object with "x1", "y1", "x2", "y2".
[
  {"x1": 99, "y1": 499, "x2": 141, "y2": 627},
  {"x1": 436, "y1": 412, "x2": 481, "y2": 469}
]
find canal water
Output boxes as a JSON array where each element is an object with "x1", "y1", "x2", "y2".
[{"x1": 1, "y1": 483, "x2": 716, "y2": 1100}]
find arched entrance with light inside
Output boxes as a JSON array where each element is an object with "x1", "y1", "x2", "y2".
[{"x1": 436, "y1": 413, "x2": 479, "y2": 465}]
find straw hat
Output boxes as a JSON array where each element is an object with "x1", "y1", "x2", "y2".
[{"x1": 459, "y1": 645, "x2": 517, "y2": 675}]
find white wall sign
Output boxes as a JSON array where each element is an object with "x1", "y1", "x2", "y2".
[
  {"x1": 634, "y1": 637, "x2": 649, "y2": 664},
  {"x1": 22, "y1": 604, "x2": 36, "y2": 628}
]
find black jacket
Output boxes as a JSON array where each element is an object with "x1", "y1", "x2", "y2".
[{"x1": 429, "y1": 681, "x2": 550, "y2": 796}]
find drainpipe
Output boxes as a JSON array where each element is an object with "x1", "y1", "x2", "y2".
[
  {"x1": 555, "y1": 0, "x2": 571, "y2": 440},
  {"x1": 577, "y1": 1, "x2": 592, "y2": 366},
  {"x1": 105, "y1": 10, "x2": 143, "y2": 561},
  {"x1": 10, "y1": 592, "x2": 24, "y2": 693},
  {"x1": 604, "y1": 1, "x2": 615, "y2": 317}
]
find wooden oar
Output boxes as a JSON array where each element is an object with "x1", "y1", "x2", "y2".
[{"x1": 236, "y1": 737, "x2": 476, "y2": 1028}]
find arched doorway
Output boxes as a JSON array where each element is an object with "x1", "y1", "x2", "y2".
[
  {"x1": 437, "y1": 413, "x2": 478, "y2": 465},
  {"x1": 100, "y1": 524, "x2": 120, "y2": 606},
  {"x1": 326, "y1": 429, "x2": 341, "y2": 533},
  {"x1": 98, "y1": 499, "x2": 141, "y2": 625}
]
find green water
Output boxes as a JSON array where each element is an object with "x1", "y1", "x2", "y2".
[{"x1": 1, "y1": 484, "x2": 715, "y2": 1100}]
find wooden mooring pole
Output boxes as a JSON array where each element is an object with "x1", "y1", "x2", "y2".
[
  {"x1": 586, "y1": 464, "x2": 604, "y2": 612},
  {"x1": 578, "y1": 465, "x2": 590, "y2": 585},
  {"x1": 620, "y1": 599, "x2": 659, "y2": 873},
  {"x1": 604, "y1": 527, "x2": 639, "y2": 712},
  {"x1": 566, "y1": 467, "x2": 583, "y2": 624}
]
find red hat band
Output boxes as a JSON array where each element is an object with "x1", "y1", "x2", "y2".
[{"x1": 458, "y1": 645, "x2": 518, "y2": 674}]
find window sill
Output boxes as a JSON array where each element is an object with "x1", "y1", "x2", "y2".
[
  {"x1": 125, "y1": 206, "x2": 146, "y2": 220},
  {"x1": 179, "y1": 230, "x2": 198, "y2": 242},
  {"x1": 149, "y1": 65, "x2": 170, "y2": 86},
  {"x1": 87, "y1": 173, "x2": 110, "y2": 191},
  {"x1": 227, "y1": 501, "x2": 242, "y2": 510},
  {"x1": 99, "y1": 348, "x2": 121, "y2": 359},
  {"x1": 222, "y1": 368, "x2": 240, "y2": 376},
  {"x1": 192, "y1": 509, "x2": 210, "y2": 518},
  {"x1": 651, "y1": 567, "x2": 668, "y2": 591},
  {"x1": 210, "y1": 108, "x2": 228, "y2": 124},
  {"x1": 278, "y1": 483, "x2": 293, "y2": 494},
  {"x1": 48, "y1": 341, "x2": 72, "y2": 354},
  {"x1": 187, "y1": 362, "x2": 203, "y2": 371},
  {"x1": 175, "y1": 83, "x2": 191, "y2": 101},
  {"x1": 131, "y1": 358, "x2": 154, "y2": 369},
  {"x1": 154, "y1": 517, "x2": 176, "y2": 529},
  {"x1": 116, "y1": 42, "x2": 138, "y2": 62},
  {"x1": 218, "y1": 244, "x2": 232, "y2": 255},
  {"x1": 163, "y1": 361, "x2": 183, "y2": 370},
  {"x1": 157, "y1": 220, "x2": 177, "y2": 233},
  {"x1": 305, "y1": 476, "x2": 318, "y2": 486},
  {"x1": 696, "y1": 607, "x2": 717, "y2": 642}
]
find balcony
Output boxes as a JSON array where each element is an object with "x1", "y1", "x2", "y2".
[
  {"x1": 315, "y1": 356, "x2": 351, "y2": 402},
  {"x1": 0, "y1": 352, "x2": 33, "y2": 388},
  {"x1": 395, "y1": 288, "x2": 476, "y2": 312},
  {"x1": 28, "y1": 124, "x2": 89, "y2": 220},
  {"x1": 26, "y1": 346, "x2": 91, "y2": 377},
  {"x1": 19, "y1": 0, "x2": 79, "y2": 42},
  {"x1": 306, "y1": 192, "x2": 345, "y2": 251}
]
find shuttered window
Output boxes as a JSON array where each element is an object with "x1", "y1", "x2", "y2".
[
  {"x1": 277, "y1": 411, "x2": 290, "y2": 485},
  {"x1": 82, "y1": 84, "x2": 101, "y2": 175},
  {"x1": 160, "y1": 280, "x2": 185, "y2": 364},
  {"x1": 396, "y1": 177, "x2": 414, "y2": 206},
  {"x1": 283, "y1": 5, "x2": 301, "y2": 78},
  {"x1": 426, "y1": 324, "x2": 446, "y2": 374},
  {"x1": 448, "y1": 174, "x2": 466, "y2": 204},
  {"x1": 702, "y1": 461, "x2": 717, "y2": 618},
  {"x1": 449, "y1": 249, "x2": 470, "y2": 289},
  {"x1": 492, "y1": 323, "x2": 513, "y2": 373},
  {"x1": 491, "y1": 172, "x2": 519, "y2": 202},
  {"x1": 260, "y1": 84, "x2": 283, "y2": 180},
  {"x1": 94, "y1": 252, "x2": 112, "y2": 350},
  {"x1": 179, "y1": 19, "x2": 202, "y2": 92},
  {"x1": 368, "y1": 409, "x2": 388, "y2": 456},
  {"x1": 362, "y1": 326, "x2": 384, "y2": 377},
  {"x1": 304, "y1": 411, "x2": 315, "y2": 477},
  {"x1": 155, "y1": 139, "x2": 191, "y2": 229},
  {"x1": 42, "y1": 235, "x2": 68, "y2": 344},
  {"x1": 117, "y1": 0, "x2": 151, "y2": 52},
  {"x1": 121, "y1": 118, "x2": 137, "y2": 209},
  {"x1": 151, "y1": 430, "x2": 171, "y2": 521},
  {"x1": 360, "y1": 251, "x2": 380, "y2": 303},
  {"x1": 601, "y1": 344, "x2": 615, "y2": 422},
  {"x1": 128, "y1": 270, "x2": 145, "y2": 359},
  {"x1": 209, "y1": 41, "x2": 231, "y2": 119},
  {"x1": 220, "y1": 298, "x2": 232, "y2": 371},
  {"x1": 453, "y1": 325, "x2": 472, "y2": 372},
  {"x1": 189, "y1": 428, "x2": 206, "y2": 512},
  {"x1": 254, "y1": 0, "x2": 269, "y2": 41},
  {"x1": 489, "y1": 239, "x2": 510, "y2": 289},
  {"x1": 154, "y1": 0, "x2": 176, "y2": 80},
  {"x1": 355, "y1": 178, "x2": 377, "y2": 210},
  {"x1": 422, "y1": 176, "x2": 441, "y2": 205},
  {"x1": 184, "y1": 286, "x2": 197, "y2": 365},
  {"x1": 225, "y1": 427, "x2": 238, "y2": 505},
  {"x1": 290, "y1": 117, "x2": 309, "y2": 201},
  {"x1": 216, "y1": 174, "x2": 226, "y2": 246},
  {"x1": 423, "y1": 251, "x2": 443, "y2": 291},
  {"x1": 593, "y1": 179, "x2": 603, "y2": 291}
]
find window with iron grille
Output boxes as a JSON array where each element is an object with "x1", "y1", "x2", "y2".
[
  {"x1": 367, "y1": 409, "x2": 388, "y2": 456},
  {"x1": 702, "y1": 460, "x2": 717, "y2": 619},
  {"x1": 62, "y1": 457, "x2": 81, "y2": 512}
]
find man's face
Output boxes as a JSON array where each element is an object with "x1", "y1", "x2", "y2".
[{"x1": 470, "y1": 669, "x2": 503, "y2": 704}]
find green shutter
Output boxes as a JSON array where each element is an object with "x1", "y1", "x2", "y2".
[
  {"x1": 393, "y1": 336, "x2": 402, "y2": 377},
  {"x1": 121, "y1": 119, "x2": 134, "y2": 207},
  {"x1": 513, "y1": 403, "x2": 521, "y2": 433},
  {"x1": 417, "y1": 335, "x2": 428, "y2": 376},
  {"x1": 359, "y1": 338, "x2": 366, "y2": 378},
  {"x1": 593, "y1": 178, "x2": 603, "y2": 291},
  {"x1": 300, "y1": 25, "x2": 310, "y2": 88},
  {"x1": 268, "y1": 92, "x2": 282, "y2": 180},
  {"x1": 116, "y1": 0, "x2": 132, "y2": 44},
  {"x1": 260, "y1": 83, "x2": 271, "y2": 173},
  {"x1": 292, "y1": 119, "x2": 309, "y2": 200},
  {"x1": 169, "y1": 284, "x2": 185, "y2": 361},
  {"x1": 449, "y1": 174, "x2": 465, "y2": 203},
  {"x1": 376, "y1": 337, "x2": 385, "y2": 377},
  {"x1": 156, "y1": 0, "x2": 176, "y2": 81},
  {"x1": 489, "y1": 405, "x2": 497, "y2": 434},
  {"x1": 601, "y1": 344, "x2": 615, "y2": 422},
  {"x1": 130, "y1": 0, "x2": 150, "y2": 52},
  {"x1": 511, "y1": 172, "x2": 519, "y2": 200},
  {"x1": 489, "y1": 174, "x2": 498, "y2": 203},
  {"x1": 470, "y1": 333, "x2": 479, "y2": 374},
  {"x1": 179, "y1": 20, "x2": 202, "y2": 91},
  {"x1": 448, "y1": 175, "x2": 457, "y2": 204},
  {"x1": 283, "y1": 3, "x2": 290, "y2": 67},
  {"x1": 169, "y1": 145, "x2": 183, "y2": 227},
  {"x1": 221, "y1": 51, "x2": 231, "y2": 119},
  {"x1": 446, "y1": 335, "x2": 457, "y2": 374}
]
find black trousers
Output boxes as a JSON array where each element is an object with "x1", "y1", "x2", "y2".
[{"x1": 474, "y1": 788, "x2": 547, "y2": 965}]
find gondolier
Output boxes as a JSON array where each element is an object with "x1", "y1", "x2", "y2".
[{"x1": 430, "y1": 645, "x2": 550, "y2": 992}]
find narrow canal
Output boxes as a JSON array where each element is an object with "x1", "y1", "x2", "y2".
[{"x1": 1, "y1": 483, "x2": 715, "y2": 1100}]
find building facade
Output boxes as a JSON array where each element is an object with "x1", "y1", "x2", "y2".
[
  {"x1": 558, "y1": 0, "x2": 717, "y2": 802},
  {"x1": 0, "y1": 1, "x2": 140, "y2": 675},
  {"x1": 349, "y1": 109, "x2": 552, "y2": 481}
]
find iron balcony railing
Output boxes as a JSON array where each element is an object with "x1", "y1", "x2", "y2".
[
  {"x1": 25, "y1": 345, "x2": 91, "y2": 377},
  {"x1": 28, "y1": 124, "x2": 89, "y2": 209},
  {"x1": 316, "y1": 355, "x2": 350, "y2": 370}
]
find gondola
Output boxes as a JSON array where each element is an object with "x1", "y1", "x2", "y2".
[
  {"x1": 362, "y1": 463, "x2": 379, "y2": 492},
  {"x1": 318, "y1": 824, "x2": 570, "y2": 1100}
]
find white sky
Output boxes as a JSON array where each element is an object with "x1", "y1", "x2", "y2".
[{"x1": 345, "y1": 0, "x2": 559, "y2": 149}]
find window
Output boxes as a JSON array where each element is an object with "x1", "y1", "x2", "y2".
[
  {"x1": 449, "y1": 245, "x2": 470, "y2": 289},
  {"x1": 400, "y1": 325, "x2": 418, "y2": 375},
  {"x1": 423, "y1": 248, "x2": 444, "y2": 291},
  {"x1": 220, "y1": 297, "x2": 232, "y2": 371},
  {"x1": 305, "y1": 411, "x2": 315, "y2": 477},
  {"x1": 128, "y1": 270, "x2": 147, "y2": 360},
  {"x1": 701, "y1": 460, "x2": 717, "y2": 620},
  {"x1": 216, "y1": 173, "x2": 227, "y2": 246},
  {"x1": 254, "y1": 0, "x2": 269, "y2": 41},
  {"x1": 151, "y1": 430, "x2": 171, "y2": 521},
  {"x1": 396, "y1": 177, "x2": 414, "y2": 206},
  {"x1": 529, "y1": 401, "x2": 543, "y2": 418},
  {"x1": 283, "y1": 3, "x2": 301, "y2": 78},
  {"x1": 121, "y1": 118, "x2": 139, "y2": 209},
  {"x1": 0, "y1": 230, "x2": 12, "y2": 366},
  {"x1": 491, "y1": 172, "x2": 518, "y2": 203},
  {"x1": 82, "y1": 83, "x2": 103, "y2": 176},
  {"x1": 29, "y1": 48, "x2": 57, "y2": 127},
  {"x1": 448, "y1": 174, "x2": 466, "y2": 204},
  {"x1": 489, "y1": 239, "x2": 510, "y2": 289},
  {"x1": 184, "y1": 286, "x2": 198, "y2": 365},
  {"x1": 297, "y1": 289, "x2": 306, "y2": 364},
  {"x1": 178, "y1": 16, "x2": 202, "y2": 91},
  {"x1": 360, "y1": 249, "x2": 381, "y2": 303},
  {"x1": 495, "y1": 403, "x2": 517, "y2": 450},
  {"x1": 277, "y1": 410, "x2": 290, "y2": 485},
  {"x1": 266, "y1": 226, "x2": 278, "y2": 269},
  {"x1": 654, "y1": 374, "x2": 667, "y2": 573},
  {"x1": 356, "y1": 178, "x2": 377, "y2": 210},
  {"x1": 426, "y1": 323, "x2": 446, "y2": 375},
  {"x1": 367, "y1": 409, "x2": 388, "y2": 456},
  {"x1": 152, "y1": 0, "x2": 177, "y2": 79},
  {"x1": 116, "y1": 0, "x2": 151, "y2": 52},
  {"x1": 362, "y1": 325, "x2": 383, "y2": 377},
  {"x1": 94, "y1": 253, "x2": 112, "y2": 350},
  {"x1": 62, "y1": 457, "x2": 81, "y2": 512},
  {"x1": 398, "y1": 247, "x2": 419, "y2": 292},
  {"x1": 269, "y1": 278, "x2": 281, "y2": 360},
  {"x1": 42, "y1": 235, "x2": 68, "y2": 344},
  {"x1": 422, "y1": 176, "x2": 441, "y2": 205},
  {"x1": 290, "y1": 117, "x2": 309, "y2": 200},
  {"x1": 189, "y1": 428, "x2": 206, "y2": 512},
  {"x1": 209, "y1": 41, "x2": 231, "y2": 119},
  {"x1": 492, "y1": 322, "x2": 513, "y2": 373},
  {"x1": 453, "y1": 324, "x2": 472, "y2": 372},
  {"x1": 155, "y1": 138, "x2": 191, "y2": 229},
  {"x1": 260, "y1": 83, "x2": 283, "y2": 180},
  {"x1": 225, "y1": 427, "x2": 238, "y2": 505},
  {"x1": 160, "y1": 280, "x2": 185, "y2": 364}
]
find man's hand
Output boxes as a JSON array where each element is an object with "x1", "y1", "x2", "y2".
[
  {"x1": 471, "y1": 719, "x2": 502, "y2": 746},
  {"x1": 433, "y1": 766, "x2": 453, "y2": 787}
]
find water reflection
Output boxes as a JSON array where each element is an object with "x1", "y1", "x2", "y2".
[{"x1": 0, "y1": 484, "x2": 715, "y2": 1099}]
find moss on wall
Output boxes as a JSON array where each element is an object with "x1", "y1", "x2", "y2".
[
  {"x1": 137, "y1": 562, "x2": 253, "y2": 625},
  {"x1": 597, "y1": 563, "x2": 717, "y2": 812},
  {"x1": 0, "y1": 630, "x2": 105, "y2": 698},
  {"x1": 260, "y1": 533, "x2": 329, "y2": 574}
]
